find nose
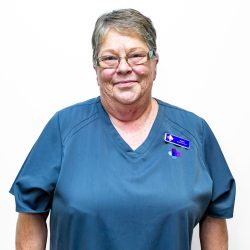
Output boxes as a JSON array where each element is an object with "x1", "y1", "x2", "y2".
[{"x1": 116, "y1": 58, "x2": 132, "y2": 74}]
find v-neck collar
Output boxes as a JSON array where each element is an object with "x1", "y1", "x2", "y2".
[{"x1": 96, "y1": 97, "x2": 164, "y2": 157}]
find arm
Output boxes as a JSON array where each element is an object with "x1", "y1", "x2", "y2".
[
  {"x1": 16, "y1": 212, "x2": 49, "y2": 250},
  {"x1": 199, "y1": 216, "x2": 228, "y2": 250}
]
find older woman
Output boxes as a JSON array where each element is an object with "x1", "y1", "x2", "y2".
[{"x1": 10, "y1": 9, "x2": 235, "y2": 250}]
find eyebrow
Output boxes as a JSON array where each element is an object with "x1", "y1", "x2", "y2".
[{"x1": 99, "y1": 47, "x2": 148, "y2": 55}]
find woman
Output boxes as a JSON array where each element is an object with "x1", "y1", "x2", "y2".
[{"x1": 10, "y1": 8, "x2": 235, "y2": 250}]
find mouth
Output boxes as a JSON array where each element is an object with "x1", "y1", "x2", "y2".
[{"x1": 114, "y1": 80, "x2": 137, "y2": 87}]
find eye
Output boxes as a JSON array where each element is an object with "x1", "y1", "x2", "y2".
[
  {"x1": 128, "y1": 52, "x2": 146, "y2": 59},
  {"x1": 100, "y1": 55, "x2": 118, "y2": 62}
]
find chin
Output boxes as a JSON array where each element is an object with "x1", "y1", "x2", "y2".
[{"x1": 113, "y1": 93, "x2": 140, "y2": 105}]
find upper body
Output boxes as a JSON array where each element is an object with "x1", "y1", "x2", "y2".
[{"x1": 10, "y1": 8, "x2": 235, "y2": 250}]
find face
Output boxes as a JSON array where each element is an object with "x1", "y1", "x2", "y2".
[{"x1": 94, "y1": 29, "x2": 158, "y2": 106}]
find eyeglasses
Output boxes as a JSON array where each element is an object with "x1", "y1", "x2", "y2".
[{"x1": 96, "y1": 49, "x2": 156, "y2": 69}]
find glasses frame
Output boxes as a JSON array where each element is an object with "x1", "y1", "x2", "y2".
[{"x1": 96, "y1": 49, "x2": 156, "y2": 69}]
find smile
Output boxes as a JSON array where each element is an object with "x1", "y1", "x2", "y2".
[{"x1": 114, "y1": 80, "x2": 137, "y2": 87}]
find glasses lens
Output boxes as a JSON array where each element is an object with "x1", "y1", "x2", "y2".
[
  {"x1": 98, "y1": 55, "x2": 119, "y2": 68},
  {"x1": 127, "y1": 52, "x2": 148, "y2": 66}
]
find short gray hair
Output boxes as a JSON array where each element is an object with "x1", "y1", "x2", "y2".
[{"x1": 91, "y1": 8, "x2": 157, "y2": 64}]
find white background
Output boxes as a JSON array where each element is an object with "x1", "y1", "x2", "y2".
[{"x1": 1, "y1": 0, "x2": 249, "y2": 249}]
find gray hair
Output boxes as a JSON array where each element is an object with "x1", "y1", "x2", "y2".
[{"x1": 91, "y1": 8, "x2": 157, "y2": 64}]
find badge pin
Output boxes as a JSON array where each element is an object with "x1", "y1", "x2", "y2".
[
  {"x1": 168, "y1": 148, "x2": 181, "y2": 159},
  {"x1": 164, "y1": 133, "x2": 190, "y2": 149}
]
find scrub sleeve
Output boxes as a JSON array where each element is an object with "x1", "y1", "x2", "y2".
[
  {"x1": 10, "y1": 113, "x2": 62, "y2": 213},
  {"x1": 202, "y1": 120, "x2": 236, "y2": 218}
]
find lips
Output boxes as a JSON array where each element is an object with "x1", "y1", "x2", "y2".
[
  {"x1": 114, "y1": 80, "x2": 137, "y2": 86},
  {"x1": 115, "y1": 81, "x2": 138, "y2": 89}
]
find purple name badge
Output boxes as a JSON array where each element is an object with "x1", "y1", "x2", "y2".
[{"x1": 164, "y1": 133, "x2": 190, "y2": 149}]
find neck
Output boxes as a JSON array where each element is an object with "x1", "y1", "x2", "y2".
[
  {"x1": 100, "y1": 95, "x2": 155, "y2": 123},
  {"x1": 101, "y1": 95, "x2": 159, "y2": 150}
]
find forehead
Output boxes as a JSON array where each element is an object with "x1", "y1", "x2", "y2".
[{"x1": 99, "y1": 29, "x2": 148, "y2": 52}]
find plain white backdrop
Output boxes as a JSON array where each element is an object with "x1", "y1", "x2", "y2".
[{"x1": 1, "y1": 0, "x2": 249, "y2": 249}]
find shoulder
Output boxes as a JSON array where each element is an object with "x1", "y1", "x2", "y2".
[
  {"x1": 157, "y1": 99, "x2": 207, "y2": 143},
  {"x1": 53, "y1": 97, "x2": 101, "y2": 142},
  {"x1": 158, "y1": 99, "x2": 205, "y2": 127},
  {"x1": 57, "y1": 97, "x2": 100, "y2": 121}
]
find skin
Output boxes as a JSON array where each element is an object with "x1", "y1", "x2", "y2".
[
  {"x1": 94, "y1": 29, "x2": 159, "y2": 149},
  {"x1": 15, "y1": 29, "x2": 229, "y2": 250},
  {"x1": 94, "y1": 29, "x2": 159, "y2": 119},
  {"x1": 200, "y1": 216, "x2": 228, "y2": 250},
  {"x1": 16, "y1": 213, "x2": 48, "y2": 250}
]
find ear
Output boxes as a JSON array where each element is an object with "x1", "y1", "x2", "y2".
[
  {"x1": 93, "y1": 65, "x2": 100, "y2": 86},
  {"x1": 155, "y1": 53, "x2": 159, "y2": 65},
  {"x1": 153, "y1": 54, "x2": 159, "y2": 80}
]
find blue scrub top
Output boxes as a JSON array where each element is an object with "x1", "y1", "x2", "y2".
[{"x1": 10, "y1": 97, "x2": 236, "y2": 250}]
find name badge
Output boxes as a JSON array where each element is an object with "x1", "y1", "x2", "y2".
[{"x1": 164, "y1": 133, "x2": 190, "y2": 149}]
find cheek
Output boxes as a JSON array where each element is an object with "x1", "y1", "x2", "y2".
[
  {"x1": 132, "y1": 67, "x2": 147, "y2": 78},
  {"x1": 132, "y1": 66, "x2": 156, "y2": 91},
  {"x1": 98, "y1": 69, "x2": 114, "y2": 83}
]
